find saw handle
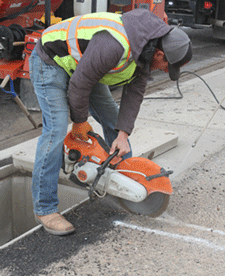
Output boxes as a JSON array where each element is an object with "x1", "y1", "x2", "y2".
[
  {"x1": 99, "y1": 149, "x2": 120, "y2": 171},
  {"x1": 88, "y1": 149, "x2": 119, "y2": 200},
  {"x1": 87, "y1": 131, "x2": 110, "y2": 153}
]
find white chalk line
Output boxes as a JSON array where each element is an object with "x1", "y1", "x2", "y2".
[
  {"x1": 113, "y1": 221, "x2": 225, "y2": 252},
  {"x1": 155, "y1": 217, "x2": 225, "y2": 236}
]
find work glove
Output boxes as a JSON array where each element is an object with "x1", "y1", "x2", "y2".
[{"x1": 71, "y1": 122, "x2": 93, "y2": 141}]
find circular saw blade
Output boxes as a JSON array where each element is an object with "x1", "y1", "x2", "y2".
[{"x1": 119, "y1": 192, "x2": 170, "y2": 217}]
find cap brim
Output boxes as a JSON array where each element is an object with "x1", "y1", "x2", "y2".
[{"x1": 168, "y1": 63, "x2": 180, "y2": 81}]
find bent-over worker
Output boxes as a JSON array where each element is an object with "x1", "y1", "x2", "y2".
[{"x1": 29, "y1": 8, "x2": 192, "y2": 235}]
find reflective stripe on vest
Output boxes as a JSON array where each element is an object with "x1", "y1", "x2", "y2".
[{"x1": 41, "y1": 13, "x2": 137, "y2": 85}]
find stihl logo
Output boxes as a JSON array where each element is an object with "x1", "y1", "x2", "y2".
[
  {"x1": 64, "y1": 145, "x2": 70, "y2": 154},
  {"x1": 78, "y1": 171, "x2": 87, "y2": 181}
]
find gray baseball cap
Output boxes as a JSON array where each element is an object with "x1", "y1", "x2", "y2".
[{"x1": 161, "y1": 28, "x2": 192, "y2": 81}]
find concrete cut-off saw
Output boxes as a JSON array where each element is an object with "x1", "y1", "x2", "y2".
[{"x1": 63, "y1": 131, "x2": 173, "y2": 217}]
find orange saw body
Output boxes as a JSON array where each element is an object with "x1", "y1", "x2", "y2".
[
  {"x1": 116, "y1": 157, "x2": 173, "y2": 195},
  {"x1": 63, "y1": 131, "x2": 173, "y2": 217}
]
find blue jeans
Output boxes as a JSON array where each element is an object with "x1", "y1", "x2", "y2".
[{"x1": 29, "y1": 47, "x2": 132, "y2": 216}]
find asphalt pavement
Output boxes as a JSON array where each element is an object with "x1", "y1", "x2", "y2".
[{"x1": 1, "y1": 66, "x2": 225, "y2": 275}]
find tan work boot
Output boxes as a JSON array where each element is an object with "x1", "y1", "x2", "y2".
[{"x1": 35, "y1": 213, "x2": 75, "y2": 236}]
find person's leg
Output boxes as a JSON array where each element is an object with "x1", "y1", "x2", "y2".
[
  {"x1": 89, "y1": 83, "x2": 132, "y2": 159},
  {"x1": 29, "y1": 48, "x2": 70, "y2": 216}
]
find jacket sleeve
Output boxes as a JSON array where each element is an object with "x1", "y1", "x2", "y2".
[
  {"x1": 68, "y1": 32, "x2": 124, "y2": 123},
  {"x1": 114, "y1": 66, "x2": 149, "y2": 135}
]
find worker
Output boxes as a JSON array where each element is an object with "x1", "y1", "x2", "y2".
[{"x1": 29, "y1": 8, "x2": 192, "y2": 236}]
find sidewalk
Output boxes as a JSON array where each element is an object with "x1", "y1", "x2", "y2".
[
  {"x1": 143, "y1": 67, "x2": 225, "y2": 179},
  {"x1": 1, "y1": 67, "x2": 225, "y2": 275}
]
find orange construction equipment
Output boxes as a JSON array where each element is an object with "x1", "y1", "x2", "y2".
[
  {"x1": 0, "y1": 0, "x2": 63, "y2": 81},
  {"x1": 109, "y1": 0, "x2": 167, "y2": 23}
]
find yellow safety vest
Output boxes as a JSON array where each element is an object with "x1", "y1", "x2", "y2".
[{"x1": 41, "y1": 12, "x2": 137, "y2": 86}]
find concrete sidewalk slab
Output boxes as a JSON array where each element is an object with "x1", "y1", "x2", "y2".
[{"x1": 138, "y1": 67, "x2": 225, "y2": 179}]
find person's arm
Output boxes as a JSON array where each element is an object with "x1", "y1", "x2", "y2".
[
  {"x1": 109, "y1": 69, "x2": 149, "y2": 157},
  {"x1": 114, "y1": 67, "x2": 149, "y2": 135}
]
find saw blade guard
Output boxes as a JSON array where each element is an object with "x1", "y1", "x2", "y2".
[{"x1": 116, "y1": 157, "x2": 173, "y2": 195}]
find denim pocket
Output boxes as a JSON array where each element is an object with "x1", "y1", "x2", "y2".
[
  {"x1": 42, "y1": 63, "x2": 58, "y2": 83},
  {"x1": 42, "y1": 63, "x2": 69, "y2": 90}
]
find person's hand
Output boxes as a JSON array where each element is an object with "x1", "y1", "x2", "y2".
[
  {"x1": 151, "y1": 49, "x2": 168, "y2": 73},
  {"x1": 109, "y1": 130, "x2": 131, "y2": 157},
  {"x1": 71, "y1": 122, "x2": 93, "y2": 141}
]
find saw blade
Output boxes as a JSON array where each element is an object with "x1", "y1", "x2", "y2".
[{"x1": 118, "y1": 192, "x2": 170, "y2": 217}]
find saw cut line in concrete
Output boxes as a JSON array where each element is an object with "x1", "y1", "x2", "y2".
[
  {"x1": 155, "y1": 217, "x2": 225, "y2": 236},
  {"x1": 113, "y1": 221, "x2": 225, "y2": 252}
]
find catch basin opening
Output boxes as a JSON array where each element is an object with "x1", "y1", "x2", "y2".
[{"x1": 0, "y1": 170, "x2": 88, "y2": 247}]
